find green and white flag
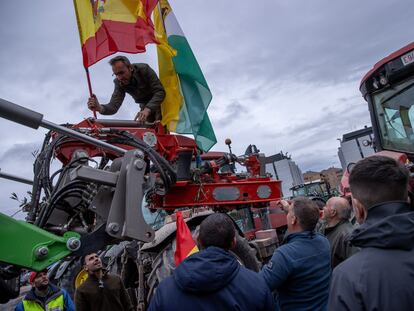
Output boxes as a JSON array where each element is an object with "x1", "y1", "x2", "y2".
[{"x1": 154, "y1": 0, "x2": 217, "y2": 151}]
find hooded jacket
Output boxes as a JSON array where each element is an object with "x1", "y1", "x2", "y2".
[
  {"x1": 328, "y1": 201, "x2": 414, "y2": 311},
  {"x1": 260, "y1": 231, "x2": 331, "y2": 311},
  {"x1": 148, "y1": 246, "x2": 275, "y2": 311}
]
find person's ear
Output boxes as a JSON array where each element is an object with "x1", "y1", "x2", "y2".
[
  {"x1": 352, "y1": 197, "x2": 367, "y2": 224},
  {"x1": 291, "y1": 215, "x2": 297, "y2": 226}
]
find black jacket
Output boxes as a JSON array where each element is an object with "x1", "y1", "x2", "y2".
[
  {"x1": 324, "y1": 220, "x2": 358, "y2": 268},
  {"x1": 148, "y1": 246, "x2": 275, "y2": 311},
  {"x1": 101, "y1": 63, "x2": 166, "y2": 121},
  {"x1": 328, "y1": 201, "x2": 414, "y2": 311}
]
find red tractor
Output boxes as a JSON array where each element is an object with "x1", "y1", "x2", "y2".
[
  {"x1": 0, "y1": 99, "x2": 285, "y2": 307},
  {"x1": 341, "y1": 42, "x2": 414, "y2": 197}
]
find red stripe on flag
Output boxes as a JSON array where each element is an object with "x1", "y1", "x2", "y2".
[
  {"x1": 81, "y1": 18, "x2": 157, "y2": 68},
  {"x1": 174, "y1": 211, "x2": 198, "y2": 266}
]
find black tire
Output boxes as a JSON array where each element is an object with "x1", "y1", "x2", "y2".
[{"x1": 0, "y1": 276, "x2": 20, "y2": 304}]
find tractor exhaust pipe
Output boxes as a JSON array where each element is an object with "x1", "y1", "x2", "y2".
[{"x1": 0, "y1": 98, "x2": 126, "y2": 155}]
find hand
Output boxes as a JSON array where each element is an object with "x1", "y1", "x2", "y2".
[
  {"x1": 87, "y1": 94, "x2": 102, "y2": 113},
  {"x1": 276, "y1": 199, "x2": 291, "y2": 213},
  {"x1": 135, "y1": 108, "x2": 151, "y2": 123}
]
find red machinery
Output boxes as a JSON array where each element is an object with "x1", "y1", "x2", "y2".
[{"x1": 341, "y1": 42, "x2": 414, "y2": 196}]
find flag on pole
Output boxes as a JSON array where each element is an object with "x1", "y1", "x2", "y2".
[
  {"x1": 73, "y1": 0, "x2": 158, "y2": 68},
  {"x1": 154, "y1": 0, "x2": 217, "y2": 151},
  {"x1": 174, "y1": 211, "x2": 199, "y2": 266}
]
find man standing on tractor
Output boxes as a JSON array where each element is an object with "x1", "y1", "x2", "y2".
[
  {"x1": 260, "y1": 197, "x2": 331, "y2": 311},
  {"x1": 15, "y1": 269, "x2": 74, "y2": 311},
  {"x1": 321, "y1": 197, "x2": 358, "y2": 268},
  {"x1": 328, "y1": 156, "x2": 414, "y2": 310},
  {"x1": 74, "y1": 252, "x2": 133, "y2": 311},
  {"x1": 148, "y1": 213, "x2": 275, "y2": 311},
  {"x1": 87, "y1": 55, "x2": 166, "y2": 123}
]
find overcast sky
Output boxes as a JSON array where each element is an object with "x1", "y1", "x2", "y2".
[{"x1": 0, "y1": 0, "x2": 413, "y2": 216}]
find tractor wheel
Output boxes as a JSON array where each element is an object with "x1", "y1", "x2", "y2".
[
  {"x1": 0, "y1": 276, "x2": 20, "y2": 304},
  {"x1": 56, "y1": 259, "x2": 83, "y2": 299}
]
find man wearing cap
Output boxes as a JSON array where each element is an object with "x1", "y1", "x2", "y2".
[{"x1": 15, "y1": 269, "x2": 74, "y2": 311}]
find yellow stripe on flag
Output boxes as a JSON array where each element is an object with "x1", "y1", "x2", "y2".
[
  {"x1": 154, "y1": 3, "x2": 183, "y2": 131},
  {"x1": 187, "y1": 245, "x2": 199, "y2": 257}
]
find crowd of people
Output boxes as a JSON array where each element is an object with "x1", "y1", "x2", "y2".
[{"x1": 15, "y1": 155, "x2": 414, "y2": 310}]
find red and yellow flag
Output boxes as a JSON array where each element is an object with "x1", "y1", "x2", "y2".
[
  {"x1": 73, "y1": 0, "x2": 158, "y2": 68},
  {"x1": 174, "y1": 211, "x2": 199, "y2": 266}
]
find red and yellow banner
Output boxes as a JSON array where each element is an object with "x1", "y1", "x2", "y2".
[
  {"x1": 174, "y1": 211, "x2": 199, "y2": 266},
  {"x1": 73, "y1": 0, "x2": 158, "y2": 68}
]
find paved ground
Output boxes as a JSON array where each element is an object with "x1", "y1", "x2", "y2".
[{"x1": 0, "y1": 286, "x2": 30, "y2": 311}]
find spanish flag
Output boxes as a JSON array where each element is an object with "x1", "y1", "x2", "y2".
[
  {"x1": 174, "y1": 211, "x2": 199, "y2": 266},
  {"x1": 73, "y1": 0, "x2": 158, "y2": 68}
]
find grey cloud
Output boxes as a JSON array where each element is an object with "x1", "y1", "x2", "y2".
[{"x1": 216, "y1": 101, "x2": 248, "y2": 127}]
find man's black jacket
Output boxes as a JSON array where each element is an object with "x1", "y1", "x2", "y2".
[{"x1": 328, "y1": 201, "x2": 414, "y2": 311}]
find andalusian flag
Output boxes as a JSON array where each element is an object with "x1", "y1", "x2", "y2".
[
  {"x1": 154, "y1": 0, "x2": 217, "y2": 151},
  {"x1": 174, "y1": 211, "x2": 198, "y2": 266},
  {"x1": 73, "y1": 0, "x2": 158, "y2": 68}
]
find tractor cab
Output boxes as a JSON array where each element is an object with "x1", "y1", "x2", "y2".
[{"x1": 360, "y1": 42, "x2": 414, "y2": 160}]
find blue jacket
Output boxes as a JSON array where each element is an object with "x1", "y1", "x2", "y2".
[
  {"x1": 328, "y1": 202, "x2": 414, "y2": 311},
  {"x1": 15, "y1": 284, "x2": 74, "y2": 311},
  {"x1": 148, "y1": 246, "x2": 275, "y2": 311},
  {"x1": 260, "y1": 231, "x2": 331, "y2": 311}
]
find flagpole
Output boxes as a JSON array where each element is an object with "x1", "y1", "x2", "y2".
[{"x1": 85, "y1": 68, "x2": 97, "y2": 119}]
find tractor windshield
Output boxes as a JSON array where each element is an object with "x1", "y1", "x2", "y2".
[{"x1": 373, "y1": 76, "x2": 414, "y2": 153}]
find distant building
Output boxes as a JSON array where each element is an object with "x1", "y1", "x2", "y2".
[
  {"x1": 337, "y1": 126, "x2": 376, "y2": 170},
  {"x1": 265, "y1": 152, "x2": 304, "y2": 197},
  {"x1": 303, "y1": 167, "x2": 343, "y2": 190}
]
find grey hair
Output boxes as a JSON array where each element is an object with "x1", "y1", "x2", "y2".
[
  {"x1": 333, "y1": 200, "x2": 352, "y2": 221},
  {"x1": 109, "y1": 55, "x2": 131, "y2": 66}
]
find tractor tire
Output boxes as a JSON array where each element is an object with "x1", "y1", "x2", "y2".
[
  {"x1": 0, "y1": 276, "x2": 20, "y2": 304},
  {"x1": 56, "y1": 259, "x2": 83, "y2": 299}
]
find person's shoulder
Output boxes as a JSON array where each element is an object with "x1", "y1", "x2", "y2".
[
  {"x1": 133, "y1": 63, "x2": 150, "y2": 71},
  {"x1": 314, "y1": 232, "x2": 330, "y2": 246},
  {"x1": 15, "y1": 300, "x2": 24, "y2": 311},
  {"x1": 236, "y1": 267, "x2": 271, "y2": 293},
  {"x1": 333, "y1": 249, "x2": 365, "y2": 277}
]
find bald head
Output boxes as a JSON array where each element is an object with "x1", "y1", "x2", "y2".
[{"x1": 323, "y1": 197, "x2": 352, "y2": 224}]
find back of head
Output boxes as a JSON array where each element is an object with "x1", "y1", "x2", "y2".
[
  {"x1": 199, "y1": 213, "x2": 235, "y2": 250},
  {"x1": 349, "y1": 156, "x2": 409, "y2": 209},
  {"x1": 292, "y1": 197, "x2": 320, "y2": 231}
]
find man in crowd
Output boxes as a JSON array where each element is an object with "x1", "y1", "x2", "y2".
[
  {"x1": 260, "y1": 197, "x2": 331, "y2": 311},
  {"x1": 321, "y1": 197, "x2": 358, "y2": 268},
  {"x1": 74, "y1": 252, "x2": 133, "y2": 311},
  {"x1": 87, "y1": 55, "x2": 166, "y2": 122},
  {"x1": 15, "y1": 269, "x2": 74, "y2": 311},
  {"x1": 328, "y1": 156, "x2": 414, "y2": 310},
  {"x1": 148, "y1": 213, "x2": 275, "y2": 311}
]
